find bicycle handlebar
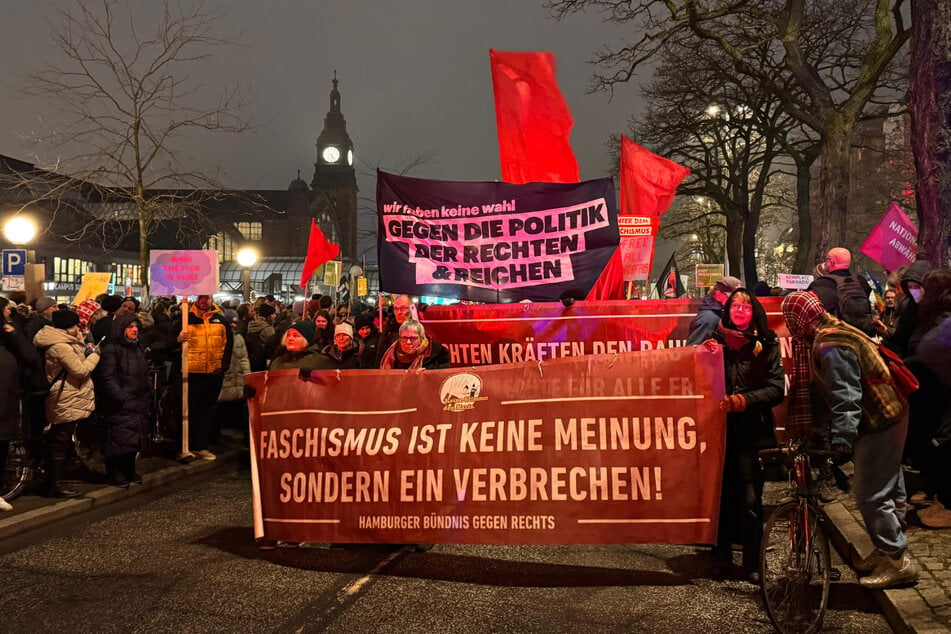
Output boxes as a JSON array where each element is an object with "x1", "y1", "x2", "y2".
[{"x1": 758, "y1": 445, "x2": 833, "y2": 462}]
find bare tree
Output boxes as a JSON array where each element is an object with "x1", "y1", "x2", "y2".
[
  {"x1": 909, "y1": 0, "x2": 951, "y2": 266},
  {"x1": 548, "y1": 0, "x2": 909, "y2": 263},
  {"x1": 15, "y1": 0, "x2": 254, "y2": 296}
]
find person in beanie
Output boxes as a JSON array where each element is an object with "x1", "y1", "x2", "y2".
[
  {"x1": 97, "y1": 313, "x2": 152, "y2": 487},
  {"x1": 782, "y1": 291, "x2": 918, "y2": 589},
  {"x1": 323, "y1": 322, "x2": 361, "y2": 369},
  {"x1": 269, "y1": 320, "x2": 333, "y2": 370},
  {"x1": 686, "y1": 276, "x2": 743, "y2": 345},
  {"x1": 354, "y1": 314, "x2": 380, "y2": 369},
  {"x1": 93, "y1": 294, "x2": 124, "y2": 344},
  {"x1": 24, "y1": 296, "x2": 59, "y2": 343},
  {"x1": 33, "y1": 309, "x2": 101, "y2": 497},
  {"x1": 173, "y1": 295, "x2": 233, "y2": 461}
]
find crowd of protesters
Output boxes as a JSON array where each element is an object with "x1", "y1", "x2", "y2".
[
  {"x1": 0, "y1": 290, "x2": 449, "y2": 510},
  {"x1": 0, "y1": 252, "x2": 948, "y2": 590}
]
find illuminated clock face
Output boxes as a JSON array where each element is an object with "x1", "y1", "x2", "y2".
[
  {"x1": 347, "y1": 149, "x2": 353, "y2": 166},
  {"x1": 322, "y1": 146, "x2": 340, "y2": 163}
]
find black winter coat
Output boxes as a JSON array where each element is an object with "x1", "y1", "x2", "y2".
[
  {"x1": 97, "y1": 314, "x2": 153, "y2": 458},
  {"x1": 714, "y1": 330, "x2": 785, "y2": 449},
  {"x1": 0, "y1": 325, "x2": 44, "y2": 440}
]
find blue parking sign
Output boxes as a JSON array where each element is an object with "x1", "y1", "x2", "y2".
[{"x1": 2, "y1": 249, "x2": 27, "y2": 276}]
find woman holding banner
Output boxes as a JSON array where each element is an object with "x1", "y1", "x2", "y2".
[
  {"x1": 379, "y1": 320, "x2": 450, "y2": 371},
  {"x1": 709, "y1": 288, "x2": 785, "y2": 583}
]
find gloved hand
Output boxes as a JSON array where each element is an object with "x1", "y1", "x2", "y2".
[
  {"x1": 701, "y1": 339, "x2": 719, "y2": 353},
  {"x1": 831, "y1": 442, "x2": 853, "y2": 466},
  {"x1": 719, "y1": 393, "x2": 747, "y2": 413},
  {"x1": 242, "y1": 384, "x2": 257, "y2": 399}
]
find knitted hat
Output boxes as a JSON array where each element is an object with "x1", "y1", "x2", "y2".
[
  {"x1": 34, "y1": 296, "x2": 57, "y2": 313},
  {"x1": 100, "y1": 295, "x2": 124, "y2": 313},
  {"x1": 334, "y1": 323, "x2": 353, "y2": 338},
  {"x1": 713, "y1": 276, "x2": 744, "y2": 294},
  {"x1": 52, "y1": 309, "x2": 80, "y2": 330},
  {"x1": 354, "y1": 314, "x2": 376, "y2": 334},
  {"x1": 288, "y1": 319, "x2": 317, "y2": 345},
  {"x1": 75, "y1": 299, "x2": 101, "y2": 327},
  {"x1": 256, "y1": 304, "x2": 276, "y2": 318}
]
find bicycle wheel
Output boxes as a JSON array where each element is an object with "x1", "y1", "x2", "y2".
[
  {"x1": 2, "y1": 440, "x2": 33, "y2": 501},
  {"x1": 760, "y1": 500, "x2": 831, "y2": 634}
]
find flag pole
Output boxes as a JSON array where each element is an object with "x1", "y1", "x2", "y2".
[{"x1": 180, "y1": 296, "x2": 190, "y2": 459}]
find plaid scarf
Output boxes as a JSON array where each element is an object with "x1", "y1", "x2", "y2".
[{"x1": 781, "y1": 292, "x2": 826, "y2": 441}]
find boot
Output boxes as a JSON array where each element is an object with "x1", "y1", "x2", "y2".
[
  {"x1": 105, "y1": 457, "x2": 129, "y2": 488},
  {"x1": 122, "y1": 453, "x2": 143, "y2": 485},
  {"x1": 45, "y1": 458, "x2": 80, "y2": 498}
]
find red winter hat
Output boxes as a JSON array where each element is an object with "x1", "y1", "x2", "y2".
[{"x1": 75, "y1": 299, "x2": 101, "y2": 327}]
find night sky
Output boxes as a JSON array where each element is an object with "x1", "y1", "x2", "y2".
[{"x1": 0, "y1": 1, "x2": 649, "y2": 260}]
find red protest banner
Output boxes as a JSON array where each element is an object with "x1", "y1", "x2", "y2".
[
  {"x1": 420, "y1": 298, "x2": 795, "y2": 438},
  {"x1": 246, "y1": 346, "x2": 726, "y2": 545}
]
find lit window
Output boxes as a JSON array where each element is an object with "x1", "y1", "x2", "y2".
[{"x1": 235, "y1": 222, "x2": 262, "y2": 241}]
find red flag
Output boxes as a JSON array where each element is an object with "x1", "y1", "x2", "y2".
[
  {"x1": 859, "y1": 203, "x2": 918, "y2": 271},
  {"x1": 620, "y1": 137, "x2": 690, "y2": 217},
  {"x1": 490, "y1": 50, "x2": 580, "y2": 184},
  {"x1": 299, "y1": 219, "x2": 340, "y2": 289},
  {"x1": 587, "y1": 138, "x2": 689, "y2": 300}
]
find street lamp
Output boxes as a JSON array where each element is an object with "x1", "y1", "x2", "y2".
[
  {"x1": 236, "y1": 247, "x2": 258, "y2": 303},
  {"x1": 3, "y1": 216, "x2": 37, "y2": 245}
]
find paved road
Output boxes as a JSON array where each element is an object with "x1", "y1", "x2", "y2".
[{"x1": 1, "y1": 467, "x2": 891, "y2": 633}]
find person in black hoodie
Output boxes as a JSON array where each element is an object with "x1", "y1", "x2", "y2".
[
  {"x1": 97, "y1": 313, "x2": 153, "y2": 487},
  {"x1": 92, "y1": 295, "x2": 125, "y2": 345},
  {"x1": 323, "y1": 323, "x2": 362, "y2": 369},
  {"x1": 709, "y1": 287, "x2": 785, "y2": 582}
]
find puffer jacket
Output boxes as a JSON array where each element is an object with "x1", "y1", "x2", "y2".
[
  {"x1": 219, "y1": 333, "x2": 251, "y2": 402},
  {"x1": 97, "y1": 313, "x2": 152, "y2": 458},
  {"x1": 182, "y1": 302, "x2": 233, "y2": 374},
  {"x1": 33, "y1": 325, "x2": 100, "y2": 424}
]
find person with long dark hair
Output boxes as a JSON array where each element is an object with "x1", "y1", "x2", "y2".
[{"x1": 710, "y1": 287, "x2": 785, "y2": 582}]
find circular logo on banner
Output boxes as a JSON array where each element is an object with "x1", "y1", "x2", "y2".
[{"x1": 439, "y1": 373, "x2": 488, "y2": 413}]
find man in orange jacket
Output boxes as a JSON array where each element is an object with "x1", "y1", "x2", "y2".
[{"x1": 175, "y1": 295, "x2": 233, "y2": 461}]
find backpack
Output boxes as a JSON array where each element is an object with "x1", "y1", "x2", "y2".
[
  {"x1": 871, "y1": 342, "x2": 919, "y2": 396},
  {"x1": 826, "y1": 275, "x2": 874, "y2": 334}
]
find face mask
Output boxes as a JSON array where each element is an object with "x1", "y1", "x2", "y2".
[{"x1": 909, "y1": 288, "x2": 924, "y2": 303}]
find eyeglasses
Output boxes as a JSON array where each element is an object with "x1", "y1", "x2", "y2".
[
  {"x1": 399, "y1": 336, "x2": 420, "y2": 342},
  {"x1": 731, "y1": 304, "x2": 753, "y2": 312}
]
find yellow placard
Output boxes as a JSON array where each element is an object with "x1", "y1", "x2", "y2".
[
  {"x1": 73, "y1": 272, "x2": 114, "y2": 304},
  {"x1": 357, "y1": 276, "x2": 368, "y2": 297},
  {"x1": 323, "y1": 260, "x2": 341, "y2": 286}
]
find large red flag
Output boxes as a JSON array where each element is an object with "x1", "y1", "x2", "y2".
[
  {"x1": 587, "y1": 138, "x2": 689, "y2": 300},
  {"x1": 490, "y1": 50, "x2": 580, "y2": 184},
  {"x1": 299, "y1": 219, "x2": 340, "y2": 289}
]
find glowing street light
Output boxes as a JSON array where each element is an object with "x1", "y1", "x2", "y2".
[
  {"x1": 235, "y1": 247, "x2": 258, "y2": 303},
  {"x1": 3, "y1": 216, "x2": 37, "y2": 245}
]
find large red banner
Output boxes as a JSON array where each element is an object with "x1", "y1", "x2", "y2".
[
  {"x1": 420, "y1": 297, "x2": 794, "y2": 436},
  {"x1": 246, "y1": 346, "x2": 726, "y2": 545}
]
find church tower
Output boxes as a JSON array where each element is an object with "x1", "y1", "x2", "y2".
[{"x1": 311, "y1": 73, "x2": 358, "y2": 265}]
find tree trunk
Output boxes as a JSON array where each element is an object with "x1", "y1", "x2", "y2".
[
  {"x1": 793, "y1": 147, "x2": 821, "y2": 273},
  {"x1": 909, "y1": 0, "x2": 951, "y2": 267},
  {"x1": 138, "y1": 202, "x2": 150, "y2": 301},
  {"x1": 742, "y1": 211, "x2": 760, "y2": 287},
  {"x1": 725, "y1": 212, "x2": 743, "y2": 278},
  {"x1": 814, "y1": 121, "x2": 854, "y2": 261}
]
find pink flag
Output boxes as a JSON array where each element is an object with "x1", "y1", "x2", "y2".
[{"x1": 859, "y1": 203, "x2": 918, "y2": 271}]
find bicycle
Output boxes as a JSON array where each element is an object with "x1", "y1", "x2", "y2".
[{"x1": 757, "y1": 441, "x2": 834, "y2": 634}]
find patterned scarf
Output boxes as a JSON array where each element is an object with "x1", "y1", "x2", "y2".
[
  {"x1": 716, "y1": 322, "x2": 763, "y2": 355},
  {"x1": 380, "y1": 337, "x2": 430, "y2": 370},
  {"x1": 781, "y1": 291, "x2": 826, "y2": 441}
]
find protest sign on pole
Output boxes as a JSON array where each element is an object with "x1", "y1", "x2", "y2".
[
  {"x1": 694, "y1": 264, "x2": 724, "y2": 289},
  {"x1": 778, "y1": 273, "x2": 814, "y2": 290},
  {"x1": 148, "y1": 250, "x2": 219, "y2": 459}
]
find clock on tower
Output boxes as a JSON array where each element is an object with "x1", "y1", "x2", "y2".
[{"x1": 311, "y1": 72, "x2": 357, "y2": 265}]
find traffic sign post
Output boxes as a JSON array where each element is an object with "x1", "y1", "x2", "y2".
[{"x1": 2, "y1": 249, "x2": 27, "y2": 276}]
